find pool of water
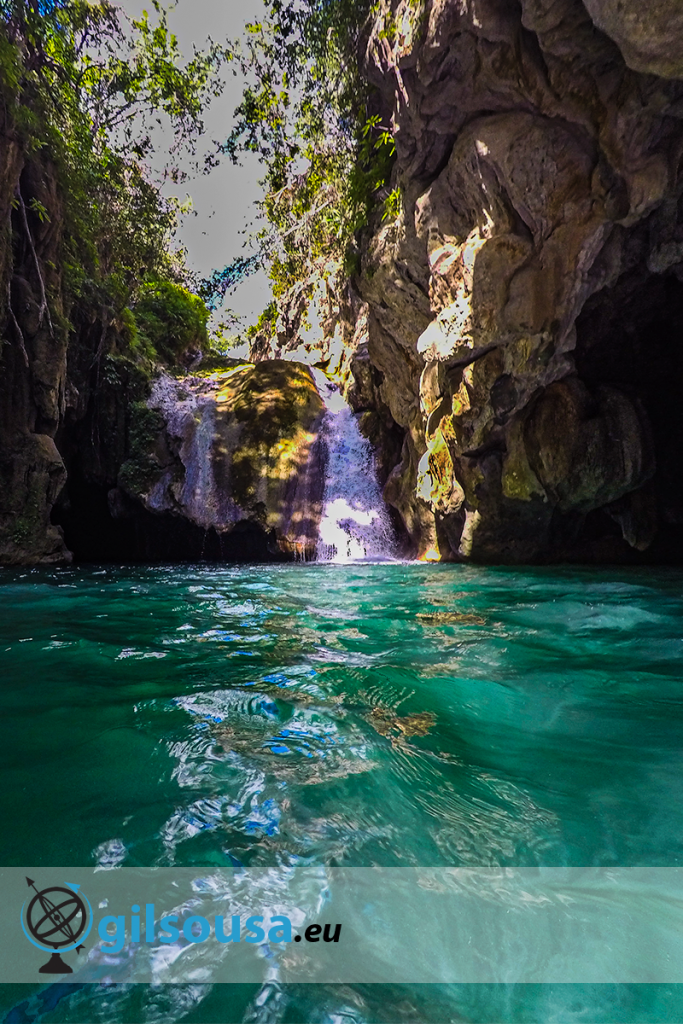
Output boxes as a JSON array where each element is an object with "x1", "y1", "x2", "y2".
[{"x1": 2, "y1": 563, "x2": 683, "y2": 1021}]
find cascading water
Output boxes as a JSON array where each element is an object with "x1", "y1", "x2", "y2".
[{"x1": 311, "y1": 368, "x2": 396, "y2": 563}]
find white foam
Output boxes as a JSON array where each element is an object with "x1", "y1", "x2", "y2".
[{"x1": 311, "y1": 370, "x2": 396, "y2": 563}]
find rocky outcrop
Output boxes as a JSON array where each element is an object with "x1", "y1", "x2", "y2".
[
  {"x1": 249, "y1": 0, "x2": 683, "y2": 561},
  {"x1": 110, "y1": 360, "x2": 326, "y2": 560},
  {"x1": 346, "y1": 0, "x2": 683, "y2": 561},
  {"x1": 583, "y1": 0, "x2": 683, "y2": 78},
  {"x1": 351, "y1": 0, "x2": 683, "y2": 561},
  {"x1": 0, "y1": 107, "x2": 73, "y2": 565}
]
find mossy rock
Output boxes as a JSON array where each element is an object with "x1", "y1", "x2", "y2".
[
  {"x1": 192, "y1": 354, "x2": 249, "y2": 375},
  {"x1": 123, "y1": 359, "x2": 326, "y2": 558},
  {"x1": 118, "y1": 402, "x2": 166, "y2": 497},
  {"x1": 230, "y1": 360, "x2": 323, "y2": 446},
  {"x1": 213, "y1": 360, "x2": 324, "y2": 520},
  {"x1": 0, "y1": 434, "x2": 69, "y2": 565}
]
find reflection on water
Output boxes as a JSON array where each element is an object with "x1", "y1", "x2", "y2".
[{"x1": 2, "y1": 563, "x2": 683, "y2": 1021}]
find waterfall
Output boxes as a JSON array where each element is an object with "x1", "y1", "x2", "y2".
[{"x1": 311, "y1": 369, "x2": 396, "y2": 563}]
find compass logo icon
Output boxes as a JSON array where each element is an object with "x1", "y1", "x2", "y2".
[{"x1": 20, "y1": 876, "x2": 93, "y2": 974}]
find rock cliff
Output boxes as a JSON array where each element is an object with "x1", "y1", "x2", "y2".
[
  {"x1": 361, "y1": 0, "x2": 683, "y2": 561},
  {"x1": 6, "y1": 0, "x2": 683, "y2": 565},
  {"x1": 258, "y1": 0, "x2": 683, "y2": 562},
  {"x1": 112, "y1": 360, "x2": 326, "y2": 561},
  {"x1": 0, "y1": 97, "x2": 326, "y2": 565},
  {"x1": 0, "y1": 111, "x2": 73, "y2": 566}
]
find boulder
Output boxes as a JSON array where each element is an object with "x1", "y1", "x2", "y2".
[{"x1": 118, "y1": 360, "x2": 326, "y2": 560}]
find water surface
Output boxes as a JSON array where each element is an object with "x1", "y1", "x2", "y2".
[{"x1": 2, "y1": 563, "x2": 683, "y2": 1021}]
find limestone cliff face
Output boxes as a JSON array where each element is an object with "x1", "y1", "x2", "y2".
[
  {"x1": 256, "y1": 0, "x2": 683, "y2": 562},
  {"x1": 353, "y1": 0, "x2": 683, "y2": 561},
  {"x1": 0, "y1": 106, "x2": 72, "y2": 566},
  {"x1": 112, "y1": 361, "x2": 326, "y2": 561}
]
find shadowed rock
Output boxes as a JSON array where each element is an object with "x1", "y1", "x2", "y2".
[{"x1": 116, "y1": 359, "x2": 326, "y2": 560}]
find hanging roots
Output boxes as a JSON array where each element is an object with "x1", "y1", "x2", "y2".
[
  {"x1": 6, "y1": 278, "x2": 29, "y2": 368},
  {"x1": 15, "y1": 187, "x2": 54, "y2": 338}
]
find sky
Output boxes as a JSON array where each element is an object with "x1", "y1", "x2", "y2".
[{"x1": 116, "y1": 0, "x2": 272, "y2": 329}]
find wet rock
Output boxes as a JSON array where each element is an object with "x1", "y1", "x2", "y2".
[
  {"x1": 0, "y1": 434, "x2": 70, "y2": 565},
  {"x1": 119, "y1": 360, "x2": 326, "y2": 560}
]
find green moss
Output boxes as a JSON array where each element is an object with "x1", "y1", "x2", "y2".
[
  {"x1": 11, "y1": 513, "x2": 37, "y2": 545},
  {"x1": 117, "y1": 402, "x2": 165, "y2": 497},
  {"x1": 7, "y1": 473, "x2": 46, "y2": 549},
  {"x1": 232, "y1": 362, "x2": 321, "y2": 446},
  {"x1": 216, "y1": 361, "x2": 323, "y2": 512},
  {"x1": 192, "y1": 355, "x2": 250, "y2": 375}
]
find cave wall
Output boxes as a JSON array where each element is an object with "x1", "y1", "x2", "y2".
[{"x1": 342, "y1": 0, "x2": 683, "y2": 561}]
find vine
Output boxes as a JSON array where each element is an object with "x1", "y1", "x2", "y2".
[{"x1": 15, "y1": 188, "x2": 54, "y2": 336}]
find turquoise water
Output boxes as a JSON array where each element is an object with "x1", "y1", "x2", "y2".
[{"x1": 2, "y1": 563, "x2": 683, "y2": 1021}]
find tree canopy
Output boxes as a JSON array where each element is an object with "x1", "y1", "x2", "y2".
[
  {"x1": 0, "y1": 0, "x2": 397, "y2": 355},
  {"x1": 0, "y1": 0, "x2": 226, "y2": 359},
  {"x1": 213, "y1": 0, "x2": 396, "y2": 308}
]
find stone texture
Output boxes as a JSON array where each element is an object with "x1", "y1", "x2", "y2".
[
  {"x1": 0, "y1": 433, "x2": 69, "y2": 565},
  {"x1": 583, "y1": 0, "x2": 683, "y2": 78},
  {"x1": 118, "y1": 361, "x2": 326, "y2": 560},
  {"x1": 344, "y1": 0, "x2": 683, "y2": 561},
  {"x1": 0, "y1": 103, "x2": 72, "y2": 565},
  {"x1": 258, "y1": 0, "x2": 683, "y2": 562}
]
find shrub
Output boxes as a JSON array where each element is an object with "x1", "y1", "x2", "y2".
[{"x1": 133, "y1": 281, "x2": 210, "y2": 362}]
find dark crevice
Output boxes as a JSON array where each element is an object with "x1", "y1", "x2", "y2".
[
  {"x1": 51, "y1": 474, "x2": 292, "y2": 564},
  {"x1": 572, "y1": 268, "x2": 683, "y2": 561}
]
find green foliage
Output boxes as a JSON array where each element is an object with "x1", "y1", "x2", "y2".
[
  {"x1": 225, "y1": 0, "x2": 397, "y2": 300},
  {"x1": 118, "y1": 401, "x2": 165, "y2": 497},
  {"x1": 113, "y1": 307, "x2": 154, "y2": 362},
  {"x1": 246, "y1": 300, "x2": 278, "y2": 342},
  {"x1": 383, "y1": 186, "x2": 403, "y2": 222},
  {"x1": 0, "y1": 0, "x2": 227, "y2": 164},
  {"x1": 100, "y1": 352, "x2": 154, "y2": 399},
  {"x1": 132, "y1": 281, "x2": 210, "y2": 363},
  {"x1": 28, "y1": 197, "x2": 49, "y2": 223},
  {"x1": 0, "y1": 0, "x2": 226, "y2": 362}
]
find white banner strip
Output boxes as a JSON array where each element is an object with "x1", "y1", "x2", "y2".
[{"x1": 1, "y1": 867, "x2": 681, "y2": 984}]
